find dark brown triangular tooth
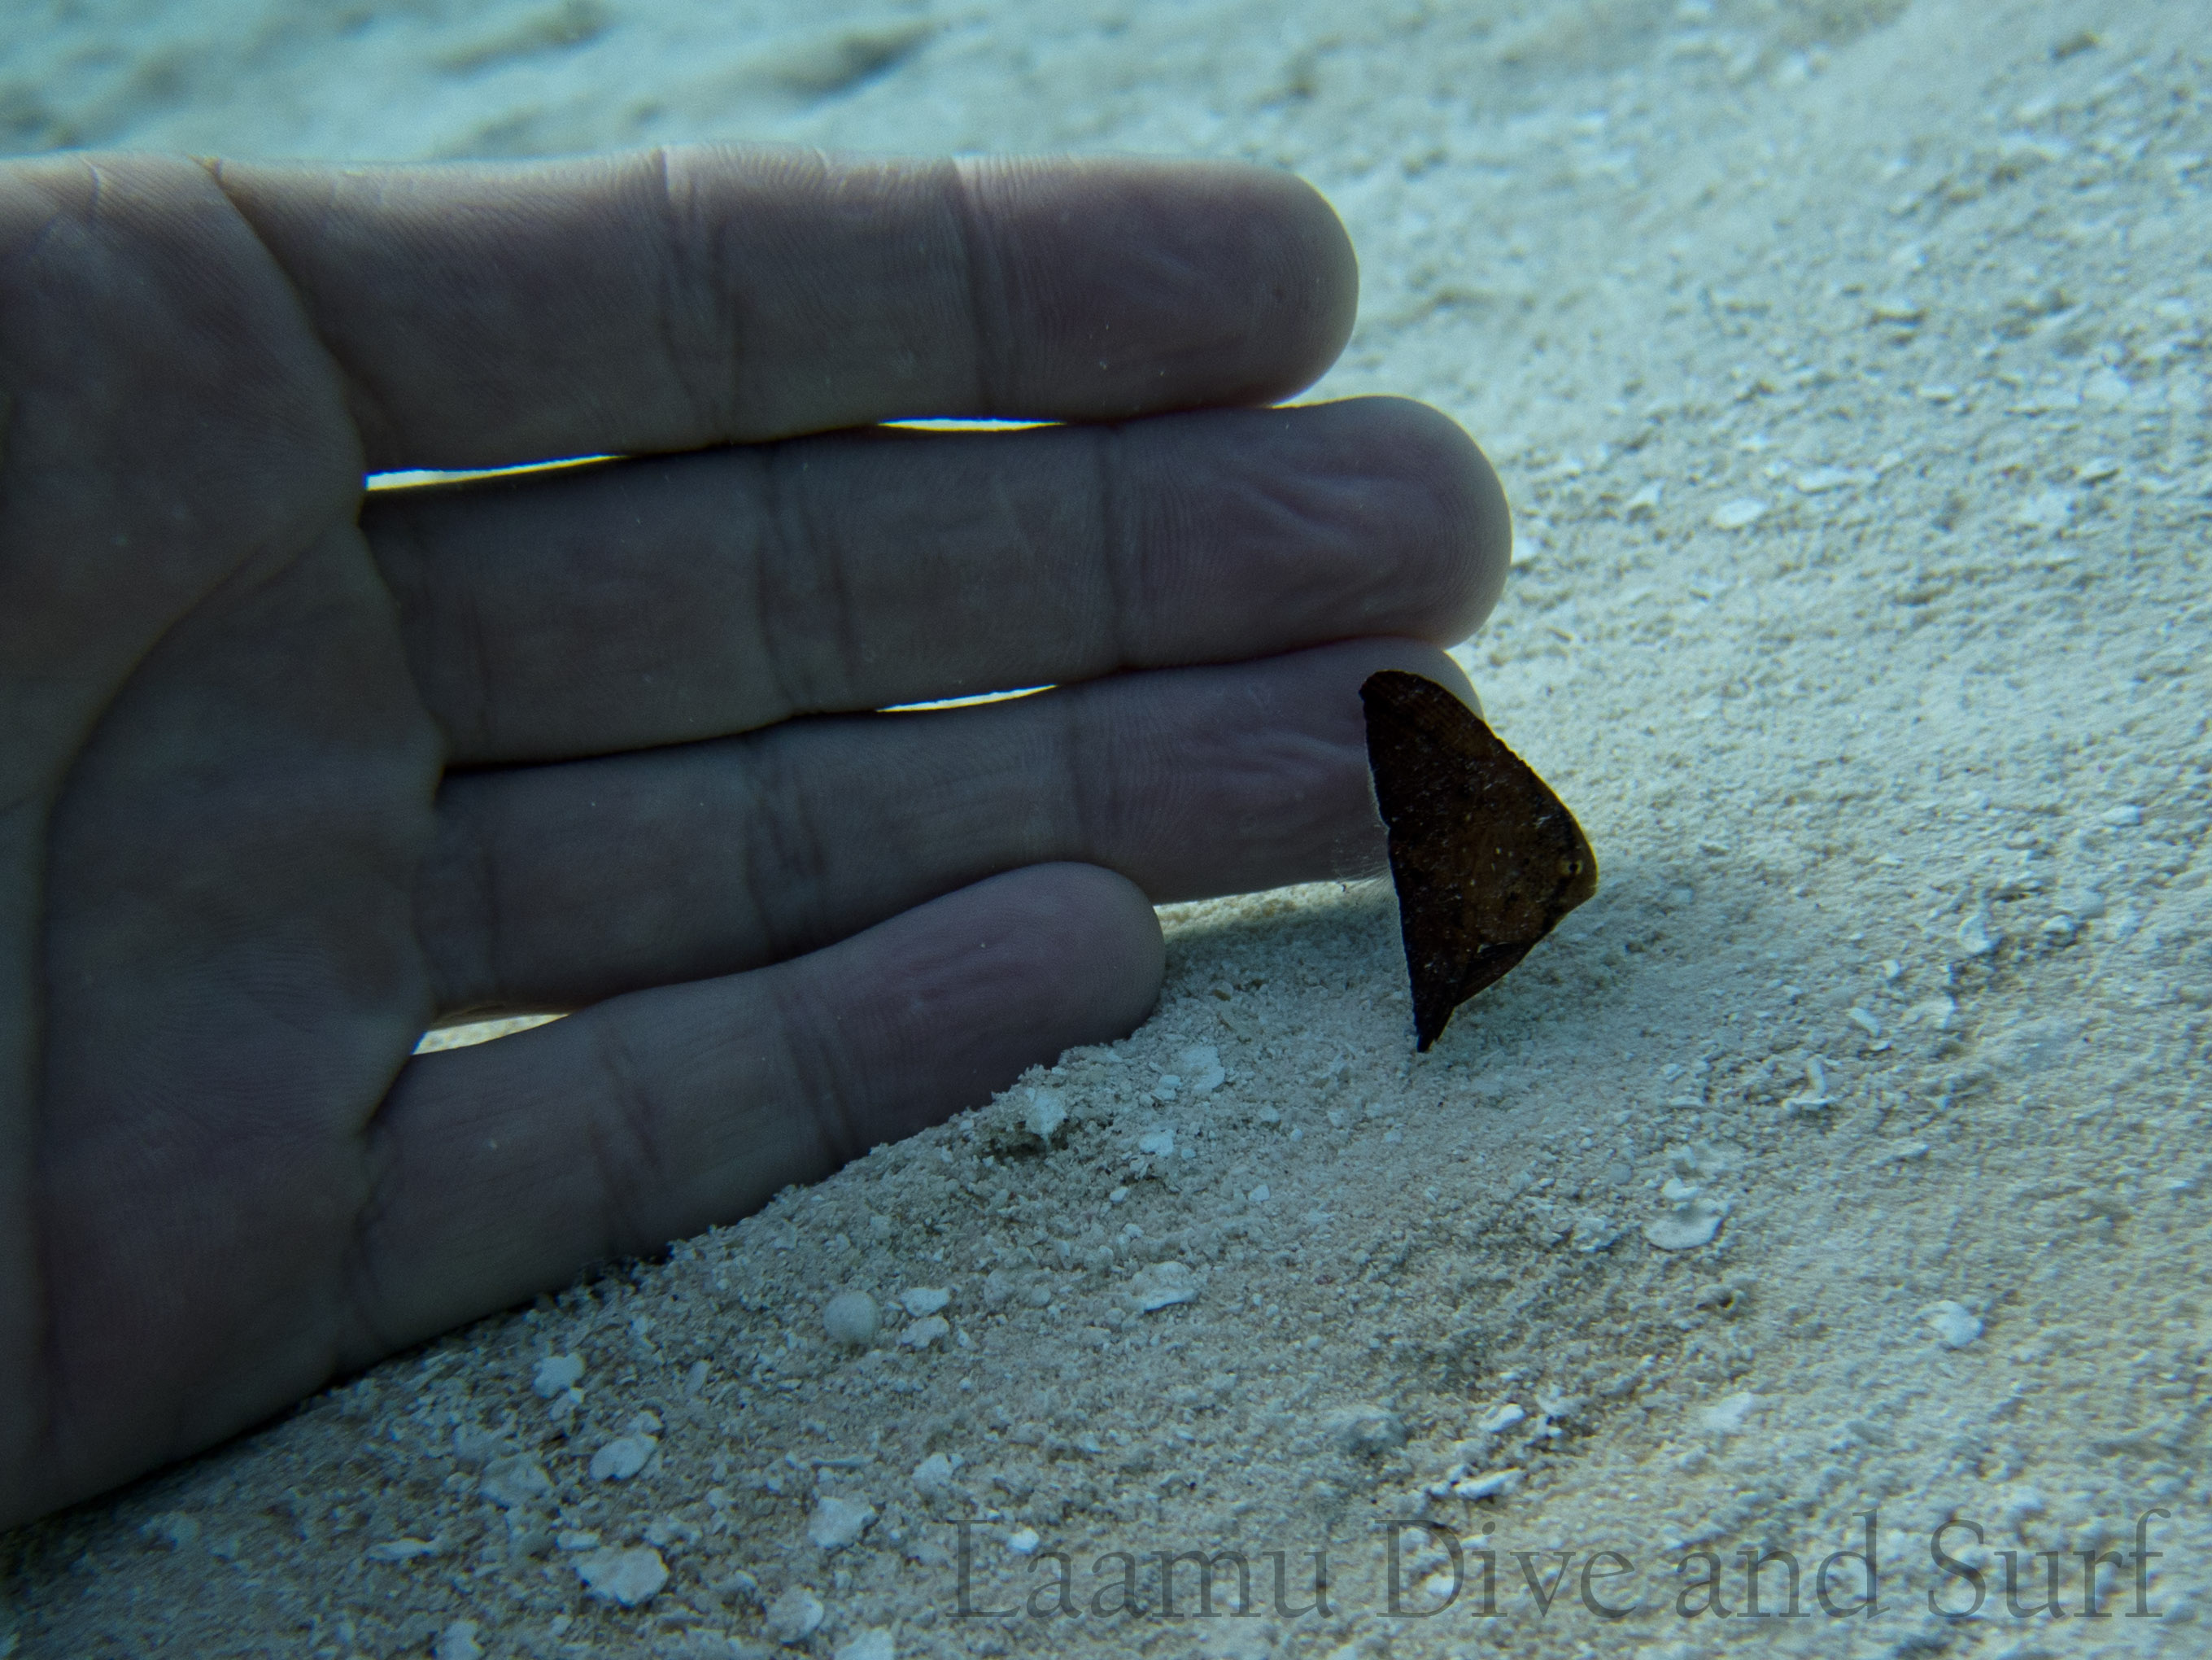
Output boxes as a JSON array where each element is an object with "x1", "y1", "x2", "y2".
[{"x1": 1362, "y1": 671, "x2": 1598, "y2": 1051}]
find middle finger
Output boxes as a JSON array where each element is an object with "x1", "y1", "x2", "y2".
[
  {"x1": 367, "y1": 395, "x2": 1505, "y2": 764},
  {"x1": 414, "y1": 636, "x2": 1470, "y2": 1020}
]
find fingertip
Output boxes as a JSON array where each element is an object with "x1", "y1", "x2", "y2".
[
  {"x1": 1018, "y1": 861, "x2": 1168, "y2": 1040},
  {"x1": 869, "y1": 863, "x2": 1165, "y2": 1106},
  {"x1": 1323, "y1": 396, "x2": 1512, "y2": 642},
  {"x1": 750, "y1": 861, "x2": 1168, "y2": 1163},
  {"x1": 962, "y1": 155, "x2": 1359, "y2": 417},
  {"x1": 1216, "y1": 163, "x2": 1360, "y2": 401}
]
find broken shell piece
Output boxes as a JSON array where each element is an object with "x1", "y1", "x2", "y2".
[
  {"x1": 765, "y1": 1587, "x2": 825, "y2": 1645},
  {"x1": 1957, "y1": 912, "x2": 2001, "y2": 956},
  {"x1": 911, "y1": 1452, "x2": 961, "y2": 1498},
  {"x1": 1696, "y1": 1391, "x2": 1759, "y2": 1435},
  {"x1": 806, "y1": 1496, "x2": 876, "y2": 1550},
  {"x1": 1451, "y1": 1470, "x2": 1524, "y2": 1501},
  {"x1": 1644, "y1": 1183, "x2": 1729, "y2": 1251},
  {"x1": 1476, "y1": 1404, "x2": 1525, "y2": 1435},
  {"x1": 1023, "y1": 1088, "x2": 1068, "y2": 1142},
  {"x1": 898, "y1": 1315, "x2": 951, "y2": 1350},
  {"x1": 530, "y1": 1353, "x2": 584, "y2": 1399},
  {"x1": 1128, "y1": 1260, "x2": 1198, "y2": 1312},
  {"x1": 1784, "y1": 1055, "x2": 1834, "y2": 1114},
  {"x1": 588, "y1": 1435, "x2": 656, "y2": 1482},
  {"x1": 1179, "y1": 1045, "x2": 1226, "y2": 1094},
  {"x1": 1922, "y1": 1300, "x2": 1985, "y2": 1350},
  {"x1": 479, "y1": 1455, "x2": 552, "y2": 1510},
  {"x1": 575, "y1": 1544, "x2": 668, "y2": 1608}
]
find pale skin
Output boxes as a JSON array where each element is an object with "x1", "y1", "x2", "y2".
[{"x1": 0, "y1": 145, "x2": 1507, "y2": 1529}]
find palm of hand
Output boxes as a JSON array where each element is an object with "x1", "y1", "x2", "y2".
[{"x1": 0, "y1": 148, "x2": 1501, "y2": 1526}]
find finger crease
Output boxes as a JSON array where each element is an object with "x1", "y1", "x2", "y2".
[
  {"x1": 770, "y1": 974, "x2": 865, "y2": 1169},
  {"x1": 757, "y1": 445, "x2": 809, "y2": 720},
  {"x1": 1093, "y1": 422, "x2": 1138, "y2": 672},
  {"x1": 586, "y1": 1017, "x2": 670, "y2": 1259},
  {"x1": 948, "y1": 160, "x2": 1001, "y2": 413},
  {"x1": 649, "y1": 146, "x2": 731, "y2": 441},
  {"x1": 746, "y1": 730, "x2": 835, "y2": 961}
]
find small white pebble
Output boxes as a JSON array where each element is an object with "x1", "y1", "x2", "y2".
[
  {"x1": 1129, "y1": 1261, "x2": 1199, "y2": 1313},
  {"x1": 1644, "y1": 1190, "x2": 1727, "y2": 1251},
  {"x1": 1697, "y1": 1391, "x2": 1759, "y2": 1435},
  {"x1": 2101, "y1": 804, "x2": 2142, "y2": 827},
  {"x1": 1709, "y1": 497, "x2": 1769, "y2": 531},
  {"x1": 2056, "y1": 885, "x2": 2106, "y2": 919},
  {"x1": 1791, "y1": 465, "x2": 1858, "y2": 494},
  {"x1": 1451, "y1": 1470, "x2": 1523, "y2": 1501},
  {"x1": 899, "y1": 1286, "x2": 951, "y2": 1317},
  {"x1": 531, "y1": 1353, "x2": 584, "y2": 1399},
  {"x1": 479, "y1": 1454, "x2": 552, "y2": 1510},
  {"x1": 822, "y1": 1291, "x2": 879, "y2": 1346},
  {"x1": 1023, "y1": 1087, "x2": 1067, "y2": 1141},
  {"x1": 835, "y1": 1629, "x2": 895, "y2": 1660},
  {"x1": 1249, "y1": 1184, "x2": 1272, "y2": 1204},
  {"x1": 1909, "y1": 994, "x2": 1957, "y2": 1030},
  {"x1": 434, "y1": 1622, "x2": 482, "y2": 1660},
  {"x1": 899, "y1": 1315, "x2": 951, "y2": 1349},
  {"x1": 588, "y1": 1435, "x2": 656, "y2": 1483},
  {"x1": 1923, "y1": 1300, "x2": 1985, "y2": 1350},
  {"x1": 1179, "y1": 1045, "x2": 1227, "y2": 1093},
  {"x1": 2011, "y1": 488, "x2": 2075, "y2": 530},
  {"x1": 1006, "y1": 1527, "x2": 1041, "y2": 1556},
  {"x1": 765, "y1": 1586, "x2": 825, "y2": 1645},
  {"x1": 911, "y1": 1452, "x2": 961, "y2": 1497},
  {"x1": 1137, "y1": 1127, "x2": 1176, "y2": 1158},
  {"x1": 2083, "y1": 367, "x2": 2132, "y2": 407},
  {"x1": 1477, "y1": 1404, "x2": 1526, "y2": 1435},
  {"x1": 806, "y1": 1496, "x2": 877, "y2": 1550}
]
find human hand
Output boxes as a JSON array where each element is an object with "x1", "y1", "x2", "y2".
[{"x1": 0, "y1": 146, "x2": 1504, "y2": 1526}]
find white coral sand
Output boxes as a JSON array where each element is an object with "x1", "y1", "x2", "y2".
[{"x1": 4, "y1": 1, "x2": 2208, "y2": 1655}]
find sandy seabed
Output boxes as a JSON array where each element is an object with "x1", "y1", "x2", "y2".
[{"x1": 4, "y1": 0, "x2": 2210, "y2": 1656}]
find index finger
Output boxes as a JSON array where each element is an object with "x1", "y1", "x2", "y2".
[{"x1": 209, "y1": 146, "x2": 1359, "y2": 472}]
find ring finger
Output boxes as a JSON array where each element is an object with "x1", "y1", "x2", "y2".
[{"x1": 415, "y1": 636, "x2": 1473, "y2": 1019}]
